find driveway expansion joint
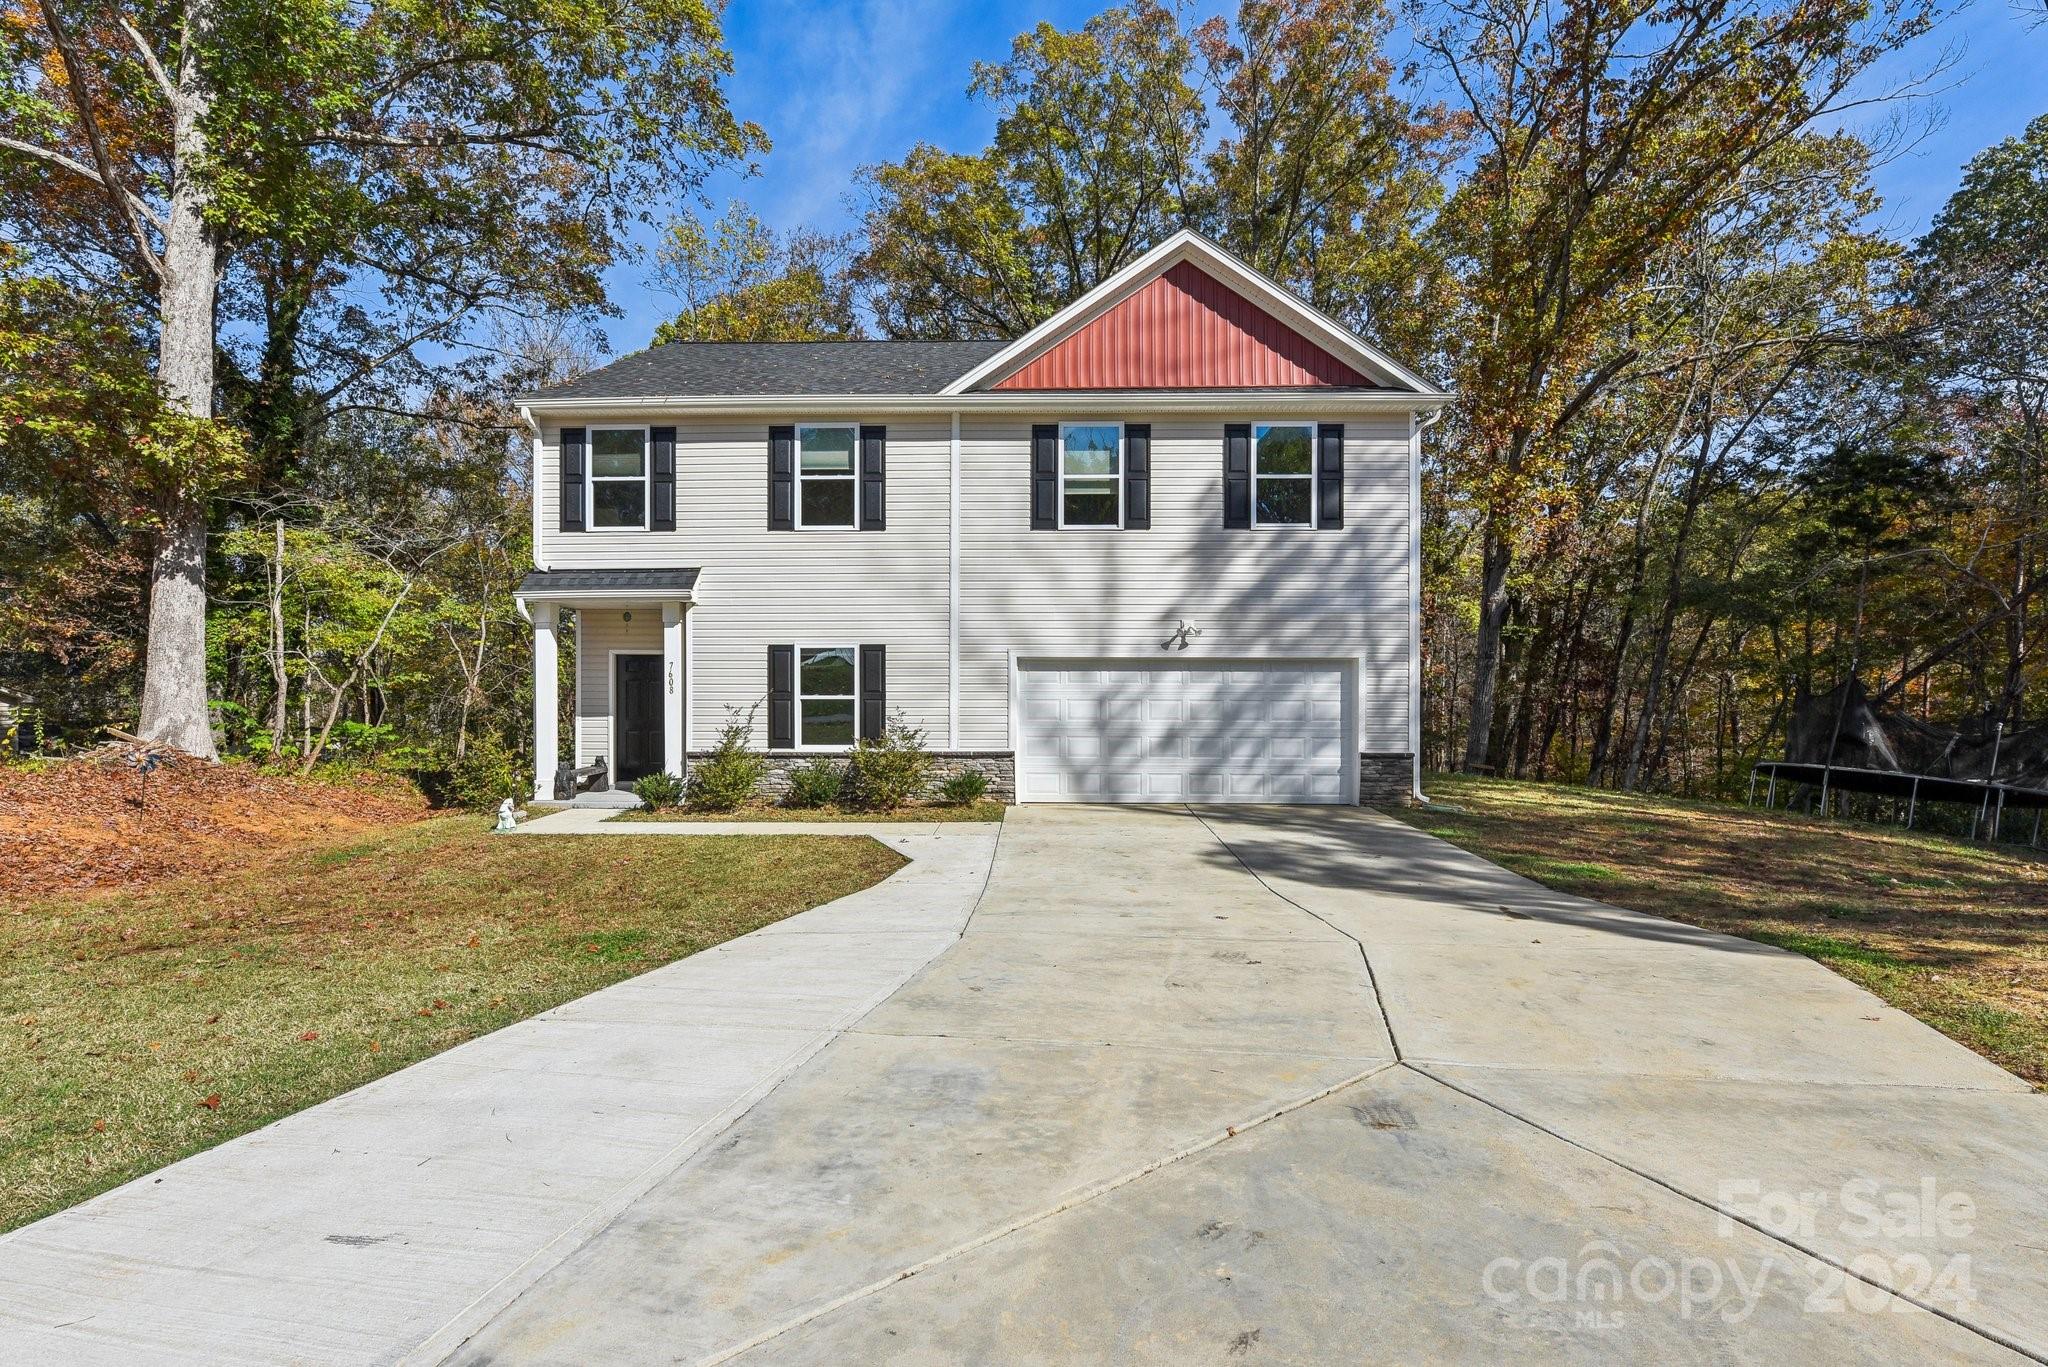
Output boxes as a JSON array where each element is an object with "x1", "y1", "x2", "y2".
[
  {"x1": 1404, "y1": 1060, "x2": 2048, "y2": 1365},
  {"x1": 1187, "y1": 806, "x2": 1406, "y2": 1062},
  {"x1": 701, "y1": 1061, "x2": 1403, "y2": 1366}
]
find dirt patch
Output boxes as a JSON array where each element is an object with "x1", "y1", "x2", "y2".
[{"x1": 0, "y1": 748, "x2": 428, "y2": 900}]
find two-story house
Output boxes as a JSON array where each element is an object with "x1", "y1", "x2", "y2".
[{"x1": 515, "y1": 231, "x2": 1448, "y2": 806}]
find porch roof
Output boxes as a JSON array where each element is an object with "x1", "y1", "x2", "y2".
[{"x1": 514, "y1": 568, "x2": 700, "y2": 606}]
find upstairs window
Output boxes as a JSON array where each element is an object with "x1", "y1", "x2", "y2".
[
  {"x1": 1060, "y1": 422, "x2": 1122, "y2": 528},
  {"x1": 797, "y1": 424, "x2": 858, "y2": 529},
  {"x1": 798, "y1": 645, "x2": 857, "y2": 747},
  {"x1": 1253, "y1": 423, "x2": 1315, "y2": 526},
  {"x1": 588, "y1": 427, "x2": 649, "y2": 530}
]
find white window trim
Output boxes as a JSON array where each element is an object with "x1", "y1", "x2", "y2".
[
  {"x1": 586, "y1": 424, "x2": 651, "y2": 533},
  {"x1": 1057, "y1": 420, "x2": 1124, "y2": 530},
  {"x1": 795, "y1": 643, "x2": 860, "y2": 751},
  {"x1": 795, "y1": 422, "x2": 861, "y2": 531},
  {"x1": 1250, "y1": 420, "x2": 1319, "y2": 529}
]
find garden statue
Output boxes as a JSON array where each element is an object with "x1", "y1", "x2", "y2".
[{"x1": 494, "y1": 797, "x2": 518, "y2": 833}]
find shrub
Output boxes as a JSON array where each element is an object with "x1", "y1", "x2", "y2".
[
  {"x1": 785, "y1": 756, "x2": 846, "y2": 808},
  {"x1": 633, "y1": 770, "x2": 687, "y2": 810},
  {"x1": 842, "y1": 716, "x2": 935, "y2": 811},
  {"x1": 940, "y1": 770, "x2": 989, "y2": 805},
  {"x1": 688, "y1": 706, "x2": 768, "y2": 812},
  {"x1": 445, "y1": 732, "x2": 523, "y2": 810}
]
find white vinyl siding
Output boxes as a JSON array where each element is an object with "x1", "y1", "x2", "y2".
[
  {"x1": 535, "y1": 410, "x2": 1412, "y2": 760},
  {"x1": 538, "y1": 414, "x2": 950, "y2": 750},
  {"x1": 959, "y1": 415, "x2": 1413, "y2": 752}
]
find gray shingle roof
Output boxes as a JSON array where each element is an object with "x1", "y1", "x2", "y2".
[
  {"x1": 525, "y1": 341, "x2": 1007, "y2": 401},
  {"x1": 516, "y1": 569, "x2": 701, "y2": 595}
]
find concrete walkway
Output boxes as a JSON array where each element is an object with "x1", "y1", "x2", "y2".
[
  {"x1": 0, "y1": 825, "x2": 1000, "y2": 1366},
  {"x1": 446, "y1": 806, "x2": 2047, "y2": 1365}
]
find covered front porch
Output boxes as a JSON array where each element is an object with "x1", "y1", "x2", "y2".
[{"x1": 515, "y1": 569, "x2": 699, "y2": 801}]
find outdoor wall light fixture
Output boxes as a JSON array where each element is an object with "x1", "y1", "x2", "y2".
[{"x1": 1160, "y1": 619, "x2": 1203, "y2": 651}]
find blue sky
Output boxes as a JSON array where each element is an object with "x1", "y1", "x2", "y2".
[{"x1": 599, "y1": 0, "x2": 2048, "y2": 352}]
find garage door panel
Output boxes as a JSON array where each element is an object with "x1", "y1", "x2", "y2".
[{"x1": 1018, "y1": 661, "x2": 1351, "y2": 805}]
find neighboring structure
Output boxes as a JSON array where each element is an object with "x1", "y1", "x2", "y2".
[{"x1": 516, "y1": 232, "x2": 1449, "y2": 805}]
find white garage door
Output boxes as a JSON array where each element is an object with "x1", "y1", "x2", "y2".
[{"x1": 1016, "y1": 661, "x2": 1352, "y2": 804}]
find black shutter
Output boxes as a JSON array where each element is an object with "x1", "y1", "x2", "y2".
[
  {"x1": 1124, "y1": 424, "x2": 1150, "y2": 530},
  {"x1": 650, "y1": 426, "x2": 676, "y2": 532},
  {"x1": 1223, "y1": 424, "x2": 1251, "y2": 529},
  {"x1": 768, "y1": 426, "x2": 795, "y2": 531},
  {"x1": 1317, "y1": 423, "x2": 1344, "y2": 529},
  {"x1": 767, "y1": 645, "x2": 795, "y2": 749},
  {"x1": 859, "y1": 644, "x2": 886, "y2": 740},
  {"x1": 559, "y1": 427, "x2": 585, "y2": 532},
  {"x1": 860, "y1": 425, "x2": 886, "y2": 531},
  {"x1": 1031, "y1": 424, "x2": 1059, "y2": 529}
]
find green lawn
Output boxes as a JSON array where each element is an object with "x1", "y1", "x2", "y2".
[
  {"x1": 611, "y1": 801, "x2": 1008, "y2": 823},
  {"x1": 1393, "y1": 774, "x2": 2048, "y2": 1088},
  {"x1": 0, "y1": 817, "x2": 905, "y2": 1231}
]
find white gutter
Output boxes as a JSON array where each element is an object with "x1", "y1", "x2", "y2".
[
  {"x1": 517, "y1": 390, "x2": 1454, "y2": 418},
  {"x1": 513, "y1": 588, "x2": 699, "y2": 606}
]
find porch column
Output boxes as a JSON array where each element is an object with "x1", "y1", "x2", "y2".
[
  {"x1": 662, "y1": 601, "x2": 685, "y2": 778},
  {"x1": 532, "y1": 603, "x2": 558, "y2": 801}
]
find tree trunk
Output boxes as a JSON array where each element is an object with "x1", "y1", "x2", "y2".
[
  {"x1": 1462, "y1": 518, "x2": 1513, "y2": 772},
  {"x1": 268, "y1": 519, "x2": 287, "y2": 757},
  {"x1": 1623, "y1": 420, "x2": 1718, "y2": 791},
  {"x1": 137, "y1": 0, "x2": 221, "y2": 760}
]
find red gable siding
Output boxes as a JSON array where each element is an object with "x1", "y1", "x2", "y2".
[{"x1": 990, "y1": 261, "x2": 1374, "y2": 390}]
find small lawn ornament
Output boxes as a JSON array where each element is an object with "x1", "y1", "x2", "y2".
[{"x1": 494, "y1": 797, "x2": 518, "y2": 833}]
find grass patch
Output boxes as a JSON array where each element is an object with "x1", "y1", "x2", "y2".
[
  {"x1": 1751, "y1": 930, "x2": 1910, "y2": 971},
  {"x1": 1393, "y1": 774, "x2": 2048, "y2": 1087},
  {"x1": 0, "y1": 816, "x2": 905, "y2": 1231},
  {"x1": 611, "y1": 801, "x2": 1008, "y2": 824}
]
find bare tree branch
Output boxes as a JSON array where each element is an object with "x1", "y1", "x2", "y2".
[
  {"x1": 117, "y1": 16, "x2": 178, "y2": 104},
  {"x1": 0, "y1": 133, "x2": 168, "y2": 236},
  {"x1": 30, "y1": 0, "x2": 165, "y2": 279}
]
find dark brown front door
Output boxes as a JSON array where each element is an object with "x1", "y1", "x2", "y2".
[{"x1": 614, "y1": 655, "x2": 664, "y2": 783}]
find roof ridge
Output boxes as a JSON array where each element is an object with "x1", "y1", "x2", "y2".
[{"x1": 635, "y1": 338, "x2": 1008, "y2": 348}]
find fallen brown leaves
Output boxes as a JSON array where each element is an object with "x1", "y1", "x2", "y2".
[{"x1": 0, "y1": 747, "x2": 427, "y2": 900}]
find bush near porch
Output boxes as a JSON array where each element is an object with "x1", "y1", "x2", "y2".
[{"x1": 1395, "y1": 774, "x2": 2048, "y2": 1087}]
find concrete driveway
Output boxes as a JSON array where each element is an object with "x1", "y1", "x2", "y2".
[{"x1": 443, "y1": 806, "x2": 2047, "y2": 1365}]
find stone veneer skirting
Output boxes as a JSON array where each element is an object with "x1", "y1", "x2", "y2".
[
  {"x1": 685, "y1": 751, "x2": 1017, "y2": 803},
  {"x1": 1357, "y1": 752, "x2": 1417, "y2": 807},
  {"x1": 679, "y1": 750, "x2": 1411, "y2": 807}
]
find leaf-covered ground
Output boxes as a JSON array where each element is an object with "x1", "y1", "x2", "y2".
[
  {"x1": 0, "y1": 749, "x2": 427, "y2": 897},
  {"x1": 0, "y1": 816, "x2": 905, "y2": 1231},
  {"x1": 1393, "y1": 774, "x2": 2048, "y2": 1088},
  {"x1": 611, "y1": 800, "x2": 1008, "y2": 823}
]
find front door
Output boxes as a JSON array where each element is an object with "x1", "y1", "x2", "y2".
[{"x1": 614, "y1": 654, "x2": 664, "y2": 784}]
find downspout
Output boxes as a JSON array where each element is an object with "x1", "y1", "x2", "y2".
[
  {"x1": 521, "y1": 404, "x2": 546, "y2": 572},
  {"x1": 1410, "y1": 406, "x2": 1443, "y2": 803},
  {"x1": 949, "y1": 410, "x2": 961, "y2": 750}
]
